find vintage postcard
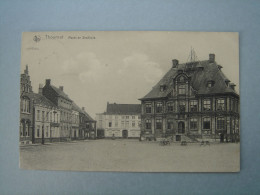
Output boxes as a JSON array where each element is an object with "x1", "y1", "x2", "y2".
[{"x1": 20, "y1": 31, "x2": 240, "y2": 172}]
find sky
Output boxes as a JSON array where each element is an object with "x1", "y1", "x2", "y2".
[{"x1": 21, "y1": 31, "x2": 239, "y2": 118}]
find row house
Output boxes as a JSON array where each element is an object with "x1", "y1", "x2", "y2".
[
  {"x1": 82, "y1": 107, "x2": 96, "y2": 139},
  {"x1": 32, "y1": 90, "x2": 61, "y2": 144},
  {"x1": 41, "y1": 79, "x2": 96, "y2": 141},
  {"x1": 20, "y1": 66, "x2": 96, "y2": 144},
  {"x1": 96, "y1": 103, "x2": 141, "y2": 138},
  {"x1": 42, "y1": 79, "x2": 73, "y2": 141},
  {"x1": 72, "y1": 103, "x2": 97, "y2": 140},
  {"x1": 71, "y1": 102, "x2": 80, "y2": 139},
  {"x1": 139, "y1": 54, "x2": 240, "y2": 142}
]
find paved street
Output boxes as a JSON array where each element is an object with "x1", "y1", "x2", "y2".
[{"x1": 20, "y1": 140, "x2": 240, "y2": 172}]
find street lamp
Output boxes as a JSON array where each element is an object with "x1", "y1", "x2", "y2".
[{"x1": 50, "y1": 110, "x2": 57, "y2": 142}]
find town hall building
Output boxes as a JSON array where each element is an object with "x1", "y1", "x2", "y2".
[{"x1": 139, "y1": 54, "x2": 240, "y2": 142}]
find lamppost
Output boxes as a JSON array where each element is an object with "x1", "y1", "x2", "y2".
[
  {"x1": 50, "y1": 110, "x2": 57, "y2": 143},
  {"x1": 42, "y1": 124, "x2": 45, "y2": 145}
]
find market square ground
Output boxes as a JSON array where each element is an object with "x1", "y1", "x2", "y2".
[{"x1": 20, "y1": 140, "x2": 239, "y2": 172}]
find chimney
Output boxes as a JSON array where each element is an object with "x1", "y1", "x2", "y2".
[
  {"x1": 38, "y1": 84, "x2": 43, "y2": 95},
  {"x1": 217, "y1": 65, "x2": 223, "y2": 70},
  {"x1": 46, "y1": 79, "x2": 51, "y2": 86},
  {"x1": 82, "y1": 107, "x2": 85, "y2": 111},
  {"x1": 209, "y1": 54, "x2": 215, "y2": 63},
  {"x1": 172, "y1": 59, "x2": 179, "y2": 68},
  {"x1": 230, "y1": 83, "x2": 236, "y2": 90},
  {"x1": 24, "y1": 65, "x2": 29, "y2": 74},
  {"x1": 59, "y1": 86, "x2": 63, "y2": 91}
]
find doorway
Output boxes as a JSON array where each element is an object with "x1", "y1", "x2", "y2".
[
  {"x1": 122, "y1": 130, "x2": 128, "y2": 138},
  {"x1": 220, "y1": 133, "x2": 224, "y2": 142},
  {"x1": 176, "y1": 135, "x2": 181, "y2": 141},
  {"x1": 178, "y1": 121, "x2": 185, "y2": 134}
]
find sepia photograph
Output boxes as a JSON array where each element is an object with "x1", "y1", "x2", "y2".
[{"x1": 19, "y1": 31, "x2": 240, "y2": 172}]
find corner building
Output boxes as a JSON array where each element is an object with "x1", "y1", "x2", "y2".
[
  {"x1": 139, "y1": 54, "x2": 240, "y2": 142},
  {"x1": 20, "y1": 65, "x2": 34, "y2": 145}
]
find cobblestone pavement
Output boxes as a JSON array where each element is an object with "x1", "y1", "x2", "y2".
[{"x1": 20, "y1": 139, "x2": 240, "y2": 172}]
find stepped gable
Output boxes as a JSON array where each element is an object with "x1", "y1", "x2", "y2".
[{"x1": 140, "y1": 59, "x2": 238, "y2": 100}]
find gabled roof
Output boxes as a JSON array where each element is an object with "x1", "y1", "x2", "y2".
[
  {"x1": 72, "y1": 102, "x2": 95, "y2": 121},
  {"x1": 82, "y1": 109, "x2": 95, "y2": 122},
  {"x1": 29, "y1": 93, "x2": 58, "y2": 108},
  {"x1": 72, "y1": 102, "x2": 84, "y2": 113},
  {"x1": 50, "y1": 85, "x2": 72, "y2": 101},
  {"x1": 105, "y1": 103, "x2": 141, "y2": 115},
  {"x1": 140, "y1": 60, "x2": 238, "y2": 100}
]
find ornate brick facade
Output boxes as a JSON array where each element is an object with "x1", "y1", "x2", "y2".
[{"x1": 139, "y1": 54, "x2": 240, "y2": 142}]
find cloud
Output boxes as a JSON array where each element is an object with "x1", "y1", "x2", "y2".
[
  {"x1": 62, "y1": 52, "x2": 107, "y2": 82},
  {"x1": 119, "y1": 53, "x2": 163, "y2": 84}
]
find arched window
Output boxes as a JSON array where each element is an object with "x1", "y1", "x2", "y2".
[
  {"x1": 20, "y1": 122, "x2": 23, "y2": 136},
  {"x1": 50, "y1": 112, "x2": 52, "y2": 122},
  {"x1": 21, "y1": 97, "x2": 30, "y2": 113},
  {"x1": 26, "y1": 121, "x2": 30, "y2": 136},
  {"x1": 23, "y1": 122, "x2": 27, "y2": 136}
]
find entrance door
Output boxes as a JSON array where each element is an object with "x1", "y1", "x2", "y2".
[
  {"x1": 220, "y1": 133, "x2": 224, "y2": 143},
  {"x1": 122, "y1": 130, "x2": 128, "y2": 138},
  {"x1": 178, "y1": 122, "x2": 185, "y2": 134},
  {"x1": 176, "y1": 135, "x2": 181, "y2": 141}
]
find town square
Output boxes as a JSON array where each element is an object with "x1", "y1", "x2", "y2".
[
  {"x1": 19, "y1": 31, "x2": 240, "y2": 172},
  {"x1": 20, "y1": 139, "x2": 239, "y2": 172}
]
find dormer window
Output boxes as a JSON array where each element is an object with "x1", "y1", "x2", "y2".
[
  {"x1": 207, "y1": 80, "x2": 215, "y2": 88},
  {"x1": 178, "y1": 84, "x2": 186, "y2": 95},
  {"x1": 160, "y1": 85, "x2": 166, "y2": 92},
  {"x1": 225, "y1": 79, "x2": 230, "y2": 86},
  {"x1": 178, "y1": 70, "x2": 183, "y2": 74}
]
